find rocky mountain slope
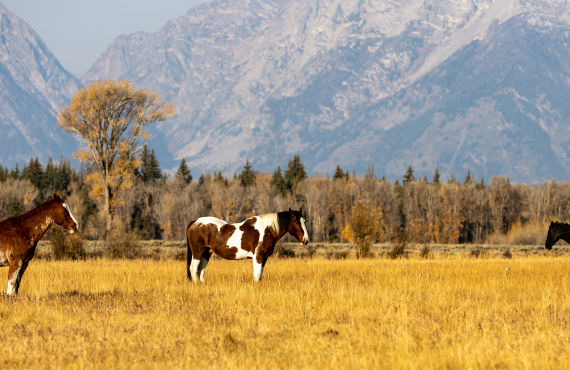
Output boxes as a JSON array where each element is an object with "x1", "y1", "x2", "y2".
[
  {"x1": 83, "y1": 0, "x2": 569, "y2": 182},
  {"x1": 1, "y1": 0, "x2": 568, "y2": 183},
  {"x1": 0, "y1": 3, "x2": 81, "y2": 167}
]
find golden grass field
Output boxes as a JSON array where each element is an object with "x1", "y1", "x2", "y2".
[{"x1": 0, "y1": 254, "x2": 569, "y2": 369}]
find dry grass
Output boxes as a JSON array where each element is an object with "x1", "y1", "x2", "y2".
[{"x1": 0, "y1": 256, "x2": 569, "y2": 369}]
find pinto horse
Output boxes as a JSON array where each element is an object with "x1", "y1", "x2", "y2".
[
  {"x1": 186, "y1": 207, "x2": 309, "y2": 282},
  {"x1": 0, "y1": 194, "x2": 78, "y2": 295},
  {"x1": 545, "y1": 221, "x2": 570, "y2": 250}
]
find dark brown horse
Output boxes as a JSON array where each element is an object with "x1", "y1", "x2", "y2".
[
  {"x1": 186, "y1": 208, "x2": 309, "y2": 282},
  {"x1": 0, "y1": 194, "x2": 78, "y2": 295},
  {"x1": 545, "y1": 221, "x2": 570, "y2": 250}
]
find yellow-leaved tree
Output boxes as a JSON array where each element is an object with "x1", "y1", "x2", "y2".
[{"x1": 58, "y1": 80, "x2": 175, "y2": 234}]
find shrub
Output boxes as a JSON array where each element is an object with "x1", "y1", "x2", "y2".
[
  {"x1": 350, "y1": 201, "x2": 384, "y2": 258},
  {"x1": 48, "y1": 227, "x2": 86, "y2": 260},
  {"x1": 388, "y1": 228, "x2": 407, "y2": 259},
  {"x1": 103, "y1": 230, "x2": 142, "y2": 259},
  {"x1": 275, "y1": 244, "x2": 295, "y2": 258}
]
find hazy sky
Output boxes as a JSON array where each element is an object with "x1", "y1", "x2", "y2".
[{"x1": 2, "y1": 0, "x2": 209, "y2": 76}]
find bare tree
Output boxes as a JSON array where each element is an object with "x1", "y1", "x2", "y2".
[{"x1": 58, "y1": 80, "x2": 174, "y2": 233}]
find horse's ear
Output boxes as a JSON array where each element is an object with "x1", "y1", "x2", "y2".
[
  {"x1": 53, "y1": 193, "x2": 61, "y2": 201},
  {"x1": 299, "y1": 206, "x2": 303, "y2": 214}
]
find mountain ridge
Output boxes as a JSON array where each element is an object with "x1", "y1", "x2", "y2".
[{"x1": 1, "y1": 0, "x2": 568, "y2": 183}]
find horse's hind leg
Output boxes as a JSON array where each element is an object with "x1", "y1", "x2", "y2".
[
  {"x1": 188, "y1": 256, "x2": 201, "y2": 282},
  {"x1": 197, "y1": 249, "x2": 212, "y2": 283},
  {"x1": 6, "y1": 259, "x2": 28, "y2": 296}
]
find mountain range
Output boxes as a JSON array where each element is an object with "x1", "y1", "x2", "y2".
[{"x1": 1, "y1": 0, "x2": 569, "y2": 183}]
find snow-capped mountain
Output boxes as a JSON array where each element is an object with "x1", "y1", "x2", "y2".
[{"x1": 0, "y1": 3, "x2": 81, "y2": 167}]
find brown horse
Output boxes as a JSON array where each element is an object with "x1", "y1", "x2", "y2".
[
  {"x1": 0, "y1": 194, "x2": 78, "y2": 296},
  {"x1": 186, "y1": 208, "x2": 309, "y2": 282},
  {"x1": 545, "y1": 221, "x2": 570, "y2": 250}
]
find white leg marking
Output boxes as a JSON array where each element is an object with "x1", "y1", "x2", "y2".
[
  {"x1": 6, "y1": 266, "x2": 21, "y2": 296},
  {"x1": 253, "y1": 259, "x2": 264, "y2": 282},
  {"x1": 190, "y1": 258, "x2": 200, "y2": 283}
]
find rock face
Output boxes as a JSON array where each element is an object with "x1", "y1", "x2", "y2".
[
  {"x1": 3, "y1": 1, "x2": 570, "y2": 182},
  {"x1": 0, "y1": 4, "x2": 81, "y2": 166}
]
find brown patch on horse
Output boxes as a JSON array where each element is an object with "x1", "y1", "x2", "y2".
[
  {"x1": 187, "y1": 222, "x2": 239, "y2": 260},
  {"x1": 239, "y1": 217, "x2": 259, "y2": 253},
  {"x1": 255, "y1": 227, "x2": 279, "y2": 264}
]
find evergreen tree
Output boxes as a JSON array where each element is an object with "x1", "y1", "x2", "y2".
[
  {"x1": 22, "y1": 157, "x2": 44, "y2": 192},
  {"x1": 463, "y1": 170, "x2": 474, "y2": 185},
  {"x1": 79, "y1": 185, "x2": 96, "y2": 233},
  {"x1": 139, "y1": 145, "x2": 162, "y2": 183},
  {"x1": 403, "y1": 165, "x2": 415, "y2": 185},
  {"x1": 0, "y1": 166, "x2": 7, "y2": 182},
  {"x1": 213, "y1": 171, "x2": 227, "y2": 186},
  {"x1": 476, "y1": 177, "x2": 486, "y2": 190},
  {"x1": 365, "y1": 164, "x2": 376, "y2": 179},
  {"x1": 284, "y1": 155, "x2": 307, "y2": 192},
  {"x1": 432, "y1": 168, "x2": 440, "y2": 186},
  {"x1": 175, "y1": 158, "x2": 192, "y2": 185},
  {"x1": 9, "y1": 164, "x2": 20, "y2": 180},
  {"x1": 333, "y1": 165, "x2": 346, "y2": 181},
  {"x1": 7, "y1": 198, "x2": 23, "y2": 217},
  {"x1": 43, "y1": 158, "x2": 72, "y2": 194},
  {"x1": 270, "y1": 166, "x2": 287, "y2": 197},
  {"x1": 239, "y1": 159, "x2": 256, "y2": 188}
]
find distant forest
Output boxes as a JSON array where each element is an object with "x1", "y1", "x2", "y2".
[{"x1": 1, "y1": 148, "x2": 568, "y2": 245}]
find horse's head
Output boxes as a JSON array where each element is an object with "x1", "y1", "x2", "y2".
[
  {"x1": 545, "y1": 221, "x2": 561, "y2": 250},
  {"x1": 286, "y1": 207, "x2": 309, "y2": 245},
  {"x1": 51, "y1": 194, "x2": 79, "y2": 233}
]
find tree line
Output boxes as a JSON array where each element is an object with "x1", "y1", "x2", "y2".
[{"x1": 1, "y1": 155, "x2": 568, "y2": 246}]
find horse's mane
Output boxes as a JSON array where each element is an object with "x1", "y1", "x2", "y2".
[{"x1": 6, "y1": 198, "x2": 57, "y2": 223}]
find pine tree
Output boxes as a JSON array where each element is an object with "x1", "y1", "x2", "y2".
[
  {"x1": 432, "y1": 168, "x2": 440, "y2": 186},
  {"x1": 175, "y1": 158, "x2": 192, "y2": 185},
  {"x1": 7, "y1": 198, "x2": 24, "y2": 217},
  {"x1": 403, "y1": 165, "x2": 415, "y2": 185},
  {"x1": 139, "y1": 145, "x2": 162, "y2": 183},
  {"x1": 463, "y1": 170, "x2": 473, "y2": 185},
  {"x1": 239, "y1": 159, "x2": 256, "y2": 188},
  {"x1": 284, "y1": 155, "x2": 307, "y2": 192},
  {"x1": 365, "y1": 164, "x2": 376, "y2": 179},
  {"x1": 270, "y1": 166, "x2": 286, "y2": 197},
  {"x1": 22, "y1": 157, "x2": 44, "y2": 192},
  {"x1": 9, "y1": 164, "x2": 20, "y2": 180},
  {"x1": 333, "y1": 165, "x2": 346, "y2": 181},
  {"x1": 0, "y1": 166, "x2": 7, "y2": 182}
]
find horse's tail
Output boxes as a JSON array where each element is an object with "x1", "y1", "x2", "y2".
[{"x1": 186, "y1": 220, "x2": 196, "y2": 280}]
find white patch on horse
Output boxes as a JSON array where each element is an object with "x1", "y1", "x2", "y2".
[
  {"x1": 254, "y1": 213, "x2": 280, "y2": 238},
  {"x1": 195, "y1": 217, "x2": 226, "y2": 231},
  {"x1": 226, "y1": 227, "x2": 254, "y2": 259}
]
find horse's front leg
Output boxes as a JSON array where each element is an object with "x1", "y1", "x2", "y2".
[
  {"x1": 7, "y1": 258, "x2": 28, "y2": 296},
  {"x1": 252, "y1": 255, "x2": 268, "y2": 282}
]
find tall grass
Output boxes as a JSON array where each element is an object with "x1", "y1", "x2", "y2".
[{"x1": 0, "y1": 257, "x2": 568, "y2": 369}]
